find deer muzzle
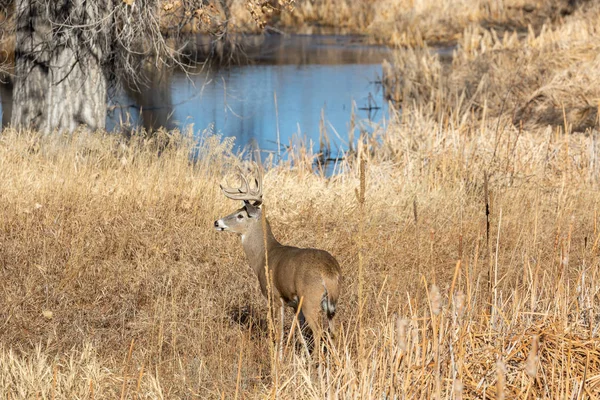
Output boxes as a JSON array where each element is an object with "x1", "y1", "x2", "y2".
[{"x1": 214, "y1": 219, "x2": 228, "y2": 231}]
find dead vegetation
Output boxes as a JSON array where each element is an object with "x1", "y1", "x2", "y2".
[
  {"x1": 157, "y1": 0, "x2": 592, "y2": 46},
  {"x1": 2, "y1": 1, "x2": 600, "y2": 398},
  {"x1": 0, "y1": 0, "x2": 592, "y2": 69},
  {"x1": 1, "y1": 98, "x2": 600, "y2": 397},
  {"x1": 382, "y1": 3, "x2": 600, "y2": 132},
  {"x1": 276, "y1": 0, "x2": 590, "y2": 46}
]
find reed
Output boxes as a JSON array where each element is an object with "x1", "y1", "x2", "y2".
[
  {"x1": 157, "y1": 0, "x2": 587, "y2": 47},
  {"x1": 381, "y1": 2, "x2": 600, "y2": 132}
]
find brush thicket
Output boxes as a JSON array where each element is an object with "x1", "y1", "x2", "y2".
[{"x1": 382, "y1": 3, "x2": 600, "y2": 132}]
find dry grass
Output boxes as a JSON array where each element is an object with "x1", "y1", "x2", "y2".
[
  {"x1": 382, "y1": 2, "x2": 600, "y2": 132},
  {"x1": 158, "y1": 0, "x2": 587, "y2": 46},
  {"x1": 2, "y1": 88, "x2": 600, "y2": 398},
  {"x1": 275, "y1": 0, "x2": 584, "y2": 46},
  {"x1": 3, "y1": 5, "x2": 600, "y2": 396}
]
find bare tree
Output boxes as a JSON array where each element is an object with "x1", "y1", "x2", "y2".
[{"x1": 0, "y1": 0, "x2": 292, "y2": 134}]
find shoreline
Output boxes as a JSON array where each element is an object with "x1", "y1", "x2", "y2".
[{"x1": 0, "y1": 0, "x2": 589, "y2": 69}]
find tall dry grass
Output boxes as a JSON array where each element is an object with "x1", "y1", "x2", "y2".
[
  {"x1": 382, "y1": 1, "x2": 600, "y2": 133},
  {"x1": 277, "y1": 0, "x2": 583, "y2": 46},
  {"x1": 158, "y1": 0, "x2": 586, "y2": 46},
  {"x1": 1, "y1": 89, "x2": 600, "y2": 398},
  {"x1": 3, "y1": 5, "x2": 600, "y2": 395}
]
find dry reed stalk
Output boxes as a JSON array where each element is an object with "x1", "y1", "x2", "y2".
[
  {"x1": 285, "y1": 297, "x2": 306, "y2": 357},
  {"x1": 274, "y1": 92, "x2": 281, "y2": 162},
  {"x1": 453, "y1": 378, "x2": 463, "y2": 400},
  {"x1": 493, "y1": 208, "x2": 503, "y2": 329},
  {"x1": 356, "y1": 157, "x2": 366, "y2": 358},
  {"x1": 396, "y1": 317, "x2": 408, "y2": 353},
  {"x1": 234, "y1": 338, "x2": 244, "y2": 400},
  {"x1": 496, "y1": 359, "x2": 506, "y2": 400},
  {"x1": 429, "y1": 284, "x2": 442, "y2": 399},
  {"x1": 449, "y1": 260, "x2": 461, "y2": 306},
  {"x1": 52, "y1": 364, "x2": 57, "y2": 400},
  {"x1": 120, "y1": 339, "x2": 135, "y2": 400},
  {"x1": 134, "y1": 365, "x2": 144, "y2": 400},
  {"x1": 526, "y1": 335, "x2": 539, "y2": 379},
  {"x1": 261, "y1": 204, "x2": 278, "y2": 383}
]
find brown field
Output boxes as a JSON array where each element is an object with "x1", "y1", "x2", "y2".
[
  {"x1": 2, "y1": 102, "x2": 600, "y2": 398},
  {"x1": 3, "y1": 0, "x2": 600, "y2": 398},
  {"x1": 382, "y1": 0, "x2": 600, "y2": 133}
]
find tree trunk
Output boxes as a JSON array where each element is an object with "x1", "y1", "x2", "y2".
[{"x1": 11, "y1": 1, "x2": 109, "y2": 133}]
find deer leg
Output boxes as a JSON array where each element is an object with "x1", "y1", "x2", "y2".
[
  {"x1": 299, "y1": 299, "x2": 322, "y2": 357},
  {"x1": 304, "y1": 315, "x2": 321, "y2": 358},
  {"x1": 296, "y1": 309, "x2": 312, "y2": 357},
  {"x1": 279, "y1": 298, "x2": 285, "y2": 361},
  {"x1": 298, "y1": 308, "x2": 306, "y2": 328}
]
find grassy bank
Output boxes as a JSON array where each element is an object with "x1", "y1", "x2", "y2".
[
  {"x1": 0, "y1": 0, "x2": 589, "y2": 69},
  {"x1": 382, "y1": 1, "x2": 600, "y2": 133},
  {"x1": 1, "y1": 100, "x2": 600, "y2": 397},
  {"x1": 160, "y1": 0, "x2": 589, "y2": 46}
]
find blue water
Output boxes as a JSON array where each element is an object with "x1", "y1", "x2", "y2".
[
  {"x1": 174, "y1": 64, "x2": 384, "y2": 152},
  {"x1": 107, "y1": 35, "x2": 390, "y2": 156}
]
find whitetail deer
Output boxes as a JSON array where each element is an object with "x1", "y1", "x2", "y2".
[{"x1": 214, "y1": 164, "x2": 341, "y2": 354}]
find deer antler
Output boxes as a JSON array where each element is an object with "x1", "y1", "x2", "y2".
[{"x1": 220, "y1": 162, "x2": 263, "y2": 206}]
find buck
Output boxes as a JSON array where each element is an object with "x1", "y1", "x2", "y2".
[{"x1": 214, "y1": 164, "x2": 342, "y2": 354}]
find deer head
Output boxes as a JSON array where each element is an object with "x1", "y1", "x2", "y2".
[{"x1": 214, "y1": 163, "x2": 264, "y2": 235}]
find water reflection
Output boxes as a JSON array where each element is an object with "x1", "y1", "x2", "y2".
[
  {"x1": 122, "y1": 68, "x2": 177, "y2": 133},
  {"x1": 0, "y1": 78, "x2": 12, "y2": 128},
  {"x1": 112, "y1": 34, "x2": 390, "y2": 154},
  {"x1": 1, "y1": 34, "x2": 390, "y2": 156}
]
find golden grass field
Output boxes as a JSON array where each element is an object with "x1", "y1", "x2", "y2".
[
  {"x1": 2, "y1": 107, "x2": 600, "y2": 398},
  {"x1": 3, "y1": 0, "x2": 600, "y2": 398}
]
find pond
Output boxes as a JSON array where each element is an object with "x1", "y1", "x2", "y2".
[{"x1": 1, "y1": 34, "x2": 392, "y2": 159}]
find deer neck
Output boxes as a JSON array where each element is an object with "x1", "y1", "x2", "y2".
[{"x1": 241, "y1": 218, "x2": 280, "y2": 277}]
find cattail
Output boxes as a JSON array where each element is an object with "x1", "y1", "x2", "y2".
[
  {"x1": 396, "y1": 317, "x2": 408, "y2": 352},
  {"x1": 453, "y1": 378, "x2": 463, "y2": 400},
  {"x1": 412, "y1": 318, "x2": 420, "y2": 362},
  {"x1": 526, "y1": 335, "x2": 539, "y2": 378},
  {"x1": 454, "y1": 291, "x2": 466, "y2": 320},
  {"x1": 413, "y1": 197, "x2": 418, "y2": 224},
  {"x1": 430, "y1": 284, "x2": 442, "y2": 316},
  {"x1": 496, "y1": 359, "x2": 506, "y2": 400}
]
